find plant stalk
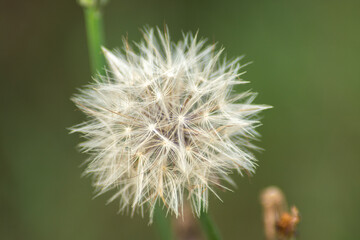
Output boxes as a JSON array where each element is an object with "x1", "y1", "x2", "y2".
[
  {"x1": 199, "y1": 210, "x2": 222, "y2": 240},
  {"x1": 154, "y1": 205, "x2": 173, "y2": 240},
  {"x1": 80, "y1": 0, "x2": 106, "y2": 75}
]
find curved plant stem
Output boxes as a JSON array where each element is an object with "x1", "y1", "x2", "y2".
[
  {"x1": 80, "y1": 0, "x2": 106, "y2": 75},
  {"x1": 154, "y1": 205, "x2": 173, "y2": 240},
  {"x1": 199, "y1": 211, "x2": 222, "y2": 240}
]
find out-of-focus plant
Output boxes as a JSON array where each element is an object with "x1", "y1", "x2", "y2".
[{"x1": 261, "y1": 186, "x2": 300, "y2": 240}]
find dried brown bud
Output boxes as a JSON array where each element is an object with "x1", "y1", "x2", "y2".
[
  {"x1": 260, "y1": 186, "x2": 300, "y2": 240},
  {"x1": 276, "y1": 206, "x2": 300, "y2": 239}
]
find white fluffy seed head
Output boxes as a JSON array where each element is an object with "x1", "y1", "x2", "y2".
[{"x1": 71, "y1": 27, "x2": 270, "y2": 222}]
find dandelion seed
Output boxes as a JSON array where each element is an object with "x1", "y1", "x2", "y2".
[{"x1": 71, "y1": 27, "x2": 270, "y2": 221}]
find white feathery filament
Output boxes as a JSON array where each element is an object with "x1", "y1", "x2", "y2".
[{"x1": 71, "y1": 27, "x2": 269, "y2": 221}]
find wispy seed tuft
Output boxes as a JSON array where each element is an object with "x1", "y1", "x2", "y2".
[{"x1": 71, "y1": 27, "x2": 270, "y2": 221}]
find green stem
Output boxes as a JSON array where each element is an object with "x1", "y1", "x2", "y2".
[
  {"x1": 199, "y1": 211, "x2": 222, "y2": 240},
  {"x1": 154, "y1": 204, "x2": 173, "y2": 240},
  {"x1": 80, "y1": 0, "x2": 106, "y2": 75}
]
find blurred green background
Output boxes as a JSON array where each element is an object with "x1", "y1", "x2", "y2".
[{"x1": 2, "y1": 0, "x2": 360, "y2": 239}]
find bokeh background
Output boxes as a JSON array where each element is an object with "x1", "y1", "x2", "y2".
[{"x1": 2, "y1": 0, "x2": 360, "y2": 239}]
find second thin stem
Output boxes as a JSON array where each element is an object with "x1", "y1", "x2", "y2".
[
  {"x1": 200, "y1": 210, "x2": 222, "y2": 240},
  {"x1": 82, "y1": 2, "x2": 106, "y2": 75}
]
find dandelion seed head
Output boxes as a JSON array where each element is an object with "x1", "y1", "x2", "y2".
[{"x1": 71, "y1": 27, "x2": 269, "y2": 221}]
